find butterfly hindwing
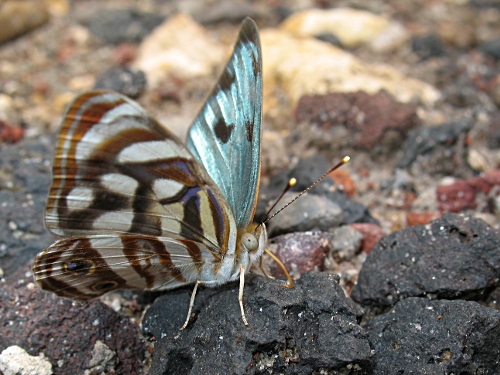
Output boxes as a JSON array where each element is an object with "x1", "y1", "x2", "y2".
[
  {"x1": 186, "y1": 18, "x2": 262, "y2": 228},
  {"x1": 33, "y1": 234, "x2": 213, "y2": 299}
]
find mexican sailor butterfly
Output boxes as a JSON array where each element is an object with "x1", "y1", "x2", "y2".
[{"x1": 32, "y1": 17, "x2": 292, "y2": 329}]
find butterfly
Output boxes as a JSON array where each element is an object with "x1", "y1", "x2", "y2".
[{"x1": 32, "y1": 18, "x2": 293, "y2": 329}]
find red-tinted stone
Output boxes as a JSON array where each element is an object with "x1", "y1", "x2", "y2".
[
  {"x1": 114, "y1": 43, "x2": 137, "y2": 65},
  {"x1": 406, "y1": 211, "x2": 441, "y2": 226},
  {"x1": 0, "y1": 120, "x2": 24, "y2": 143},
  {"x1": 0, "y1": 265, "x2": 146, "y2": 375},
  {"x1": 295, "y1": 90, "x2": 419, "y2": 150},
  {"x1": 350, "y1": 223, "x2": 385, "y2": 254},
  {"x1": 436, "y1": 170, "x2": 500, "y2": 213},
  {"x1": 330, "y1": 169, "x2": 356, "y2": 196},
  {"x1": 403, "y1": 191, "x2": 417, "y2": 210},
  {"x1": 437, "y1": 180, "x2": 477, "y2": 213},
  {"x1": 268, "y1": 232, "x2": 330, "y2": 280}
]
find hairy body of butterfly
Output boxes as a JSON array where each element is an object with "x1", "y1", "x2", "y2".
[{"x1": 32, "y1": 18, "x2": 282, "y2": 329}]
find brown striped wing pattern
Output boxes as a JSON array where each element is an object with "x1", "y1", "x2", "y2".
[{"x1": 33, "y1": 90, "x2": 239, "y2": 300}]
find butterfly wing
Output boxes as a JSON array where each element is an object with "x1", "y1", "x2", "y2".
[
  {"x1": 186, "y1": 18, "x2": 262, "y2": 228},
  {"x1": 33, "y1": 235, "x2": 208, "y2": 300},
  {"x1": 35, "y1": 90, "x2": 239, "y2": 296}
]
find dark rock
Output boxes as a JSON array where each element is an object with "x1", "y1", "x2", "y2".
[
  {"x1": 470, "y1": 0, "x2": 500, "y2": 8},
  {"x1": 351, "y1": 214, "x2": 500, "y2": 307},
  {"x1": 366, "y1": 298, "x2": 500, "y2": 374},
  {"x1": 333, "y1": 191, "x2": 379, "y2": 225},
  {"x1": 142, "y1": 272, "x2": 373, "y2": 374},
  {"x1": 86, "y1": 9, "x2": 165, "y2": 45},
  {"x1": 295, "y1": 90, "x2": 419, "y2": 151},
  {"x1": 0, "y1": 265, "x2": 146, "y2": 375},
  {"x1": 411, "y1": 33, "x2": 447, "y2": 60},
  {"x1": 93, "y1": 67, "x2": 147, "y2": 99},
  {"x1": 268, "y1": 231, "x2": 331, "y2": 280},
  {"x1": 273, "y1": 6, "x2": 293, "y2": 23},
  {"x1": 479, "y1": 38, "x2": 500, "y2": 61},
  {"x1": 397, "y1": 120, "x2": 473, "y2": 176},
  {"x1": 314, "y1": 33, "x2": 343, "y2": 48}
]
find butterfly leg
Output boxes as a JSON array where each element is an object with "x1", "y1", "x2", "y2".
[
  {"x1": 264, "y1": 248, "x2": 294, "y2": 288},
  {"x1": 239, "y1": 265, "x2": 249, "y2": 326},
  {"x1": 180, "y1": 280, "x2": 203, "y2": 331}
]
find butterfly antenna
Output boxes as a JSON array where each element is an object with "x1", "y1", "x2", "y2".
[{"x1": 259, "y1": 156, "x2": 350, "y2": 227}]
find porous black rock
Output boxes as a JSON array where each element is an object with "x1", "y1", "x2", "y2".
[
  {"x1": 142, "y1": 272, "x2": 373, "y2": 374},
  {"x1": 366, "y1": 297, "x2": 500, "y2": 374},
  {"x1": 351, "y1": 214, "x2": 500, "y2": 307}
]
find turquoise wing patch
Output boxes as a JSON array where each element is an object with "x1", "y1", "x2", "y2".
[{"x1": 186, "y1": 18, "x2": 262, "y2": 228}]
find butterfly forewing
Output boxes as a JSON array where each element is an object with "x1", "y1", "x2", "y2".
[
  {"x1": 187, "y1": 18, "x2": 262, "y2": 228},
  {"x1": 46, "y1": 91, "x2": 235, "y2": 250}
]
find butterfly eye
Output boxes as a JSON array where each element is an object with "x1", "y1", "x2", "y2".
[{"x1": 241, "y1": 233, "x2": 259, "y2": 252}]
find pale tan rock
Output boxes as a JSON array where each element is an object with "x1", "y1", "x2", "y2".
[
  {"x1": 369, "y1": 21, "x2": 410, "y2": 53},
  {"x1": 133, "y1": 14, "x2": 225, "y2": 88},
  {"x1": 45, "y1": 0, "x2": 70, "y2": 17},
  {"x1": 280, "y1": 8, "x2": 391, "y2": 48},
  {"x1": 0, "y1": 346, "x2": 53, "y2": 375},
  {"x1": 0, "y1": 0, "x2": 50, "y2": 44},
  {"x1": 260, "y1": 29, "x2": 440, "y2": 117}
]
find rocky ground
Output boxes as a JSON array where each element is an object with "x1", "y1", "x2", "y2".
[{"x1": 0, "y1": 0, "x2": 499, "y2": 374}]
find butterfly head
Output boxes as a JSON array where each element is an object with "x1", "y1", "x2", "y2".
[{"x1": 237, "y1": 223, "x2": 267, "y2": 265}]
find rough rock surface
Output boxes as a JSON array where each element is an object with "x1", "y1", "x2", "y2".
[
  {"x1": 142, "y1": 272, "x2": 373, "y2": 374},
  {"x1": 0, "y1": 266, "x2": 146, "y2": 375},
  {"x1": 351, "y1": 214, "x2": 500, "y2": 307},
  {"x1": 366, "y1": 298, "x2": 500, "y2": 374}
]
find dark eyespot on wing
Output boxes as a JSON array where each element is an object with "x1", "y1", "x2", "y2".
[
  {"x1": 92, "y1": 280, "x2": 120, "y2": 292},
  {"x1": 65, "y1": 259, "x2": 95, "y2": 275}
]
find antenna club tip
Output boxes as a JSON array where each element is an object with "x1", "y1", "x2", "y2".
[
  {"x1": 343, "y1": 156, "x2": 350, "y2": 163},
  {"x1": 289, "y1": 178, "x2": 297, "y2": 186}
]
